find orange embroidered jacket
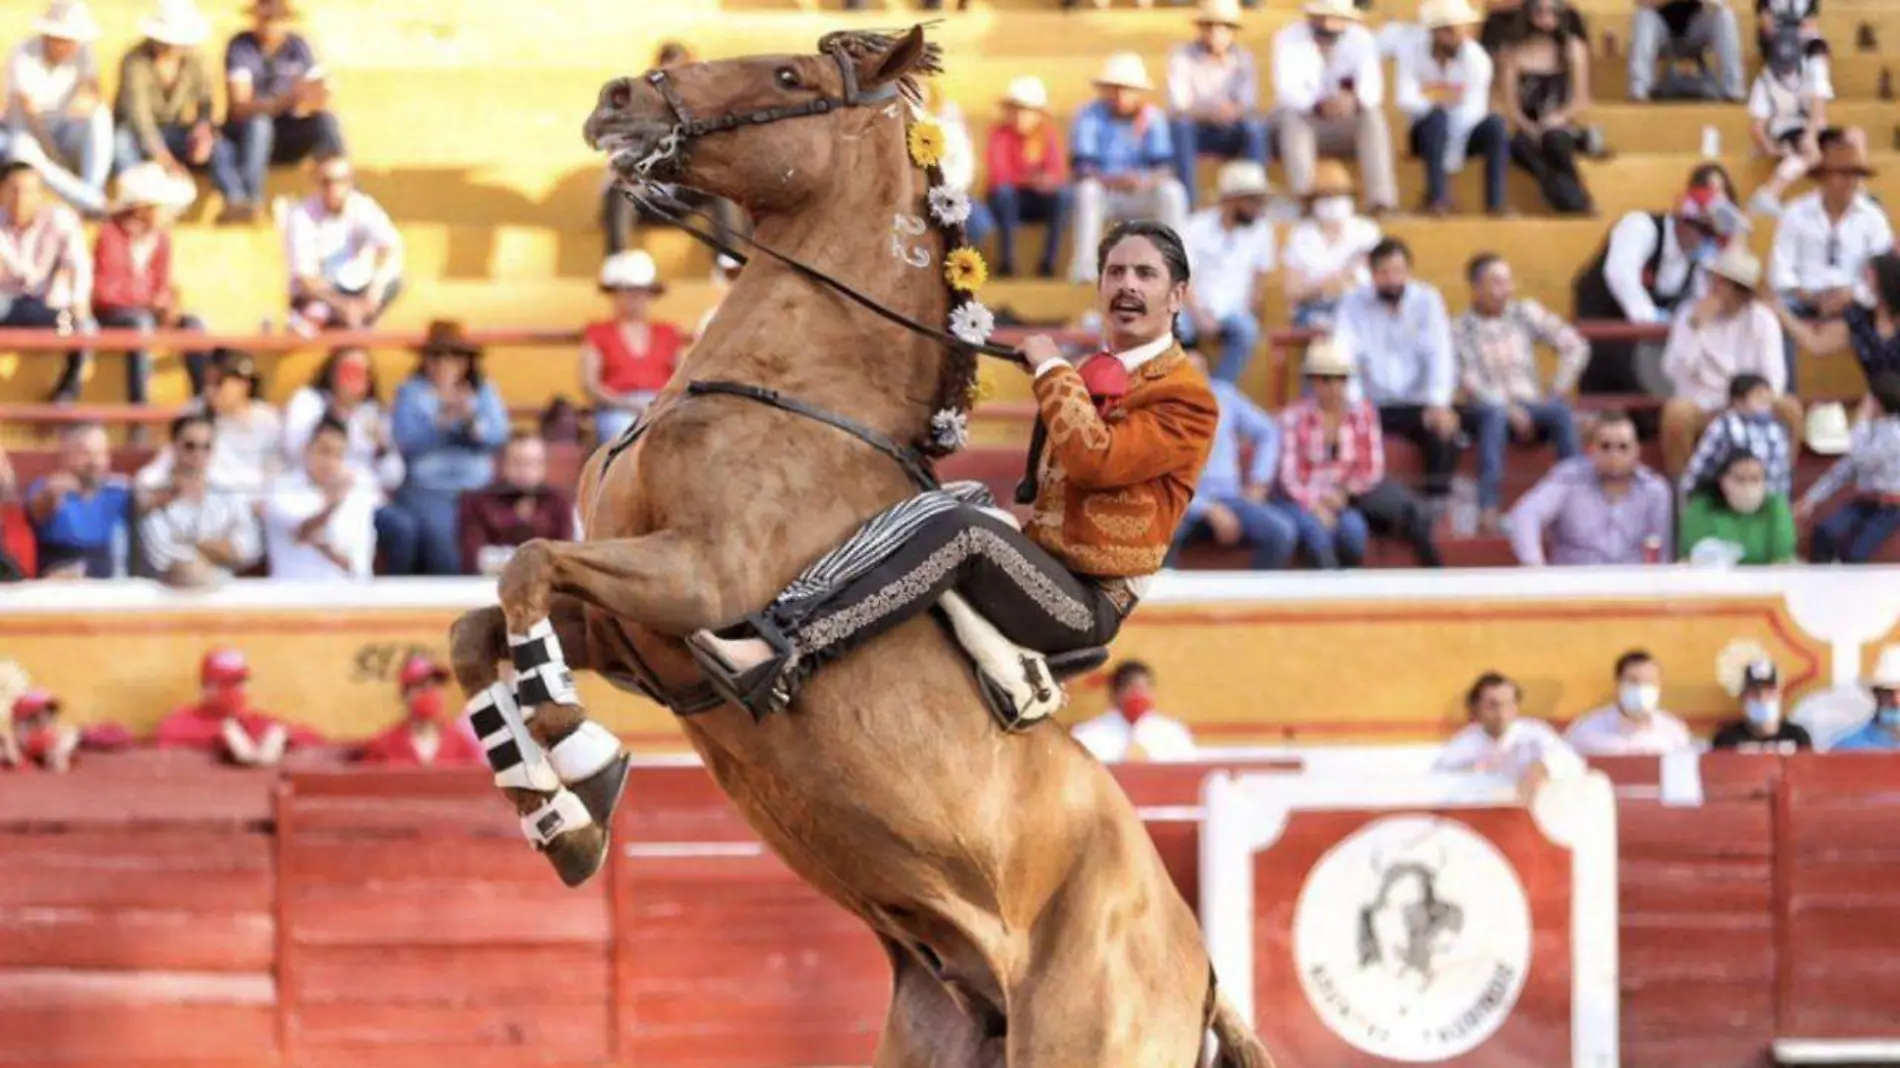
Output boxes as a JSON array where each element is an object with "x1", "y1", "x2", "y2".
[{"x1": 1025, "y1": 344, "x2": 1219, "y2": 577}]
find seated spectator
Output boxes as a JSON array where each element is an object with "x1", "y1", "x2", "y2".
[
  {"x1": 583, "y1": 251, "x2": 681, "y2": 445},
  {"x1": 986, "y1": 76, "x2": 1070, "y2": 280},
  {"x1": 263, "y1": 415, "x2": 376, "y2": 580},
  {"x1": 1455, "y1": 252, "x2": 1585, "y2": 530},
  {"x1": 1167, "y1": 0, "x2": 1269, "y2": 209},
  {"x1": 2, "y1": 0, "x2": 111, "y2": 217},
  {"x1": 1564, "y1": 649, "x2": 1695, "y2": 754},
  {"x1": 1743, "y1": 24, "x2": 1831, "y2": 217},
  {"x1": 1678, "y1": 374, "x2": 1795, "y2": 502},
  {"x1": 1768, "y1": 135, "x2": 1890, "y2": 386},
  {"x1": 355, "y1": 654, "x2": 483, "y2": 766},
  {"x1": 1572, "y1": 166, "x2": 1738, "y2": 396},
  {"x1": 1481, "y1": 0, "x2": 1590, "y2": 53},
  {"x1": 1068, "y1": 53, "x2": 1189, "y2": 284},
  {"x1": 1798, "y1": 372, "x2": 1900, "y2": 564},
  {"x1": 1509, "y1": 409, "x2": 1673, "y2": 565},
  {"x1": 1829, "y1": 647, "x2": 1900, "y2": 750},
  {"x1": 82, "y1": 163, "x2": 205, "y2": 408},
  {"x1": 1777, "y1": 252, "x2": 1900, "y2": 394},
  {"x1": 1629, "y1": 0, "x2": 1744, "y2": 102},
  {"x1": 154, "y1": 647, "x2": 323, "y2": 765},
  {"x1": 221, "y1": 0, "x2": 343, "y2": 221},
  {"x1": 0, "y1": 161, "x2": 89, "y2": 405},
  {"x1": 390, "y1": 321, "x2": 509, "y2": 575},
  {"x1": 1180, "y1": 161, "x2": 1275, "y2": 383},
  {"x1": 457, "y1": 433, "x2": 576, "y2": 577},
  {"x1": 1070, "y1": 660, "x2": 1197, "y2": 763},
  {"x1": 25, "y1": 422, "x2": 130, "y2": 578},
  {"x1": 1336, "y1": 238, "x2": 1459, "y2": 499},
  {"x1": 1170, "y1": 353, "x2": 1295, "y2": 569},
  {"x1": 2, "y1": 687, "x2": 132, "y2": 771},
  {"x1": 602, "y1": 41, "x2": 746, "y2": 256},
  {"x1": 138, "y1": 348, "x2": 282, "y2": 500},
  {"x1": 1279, "y1": 161, "x2": 1379, "y2": 328},
  {"x1": 1397, "y1": 0, "x2": 1507, "y2": 215},
  {"x1": 0, "y1": 446, "x2": 26, "y2": 579},
  {"x1": 1271, "y1": 0, "x2": 1398, "y2": 214},
  {"x1": 1281, "y1": 338, "x2": 1443, "y2": 568},
  {"x1": 283, "y1": 153, "x2": 403, "y2": 334},
  {"x1": 282, "y1": 346, "x2": 414, "y2": 573},
  {"x1": 114, "y1": 0, "x2": 244, "y2": 212},
  {"x1": 921, "y1": 82, "x2": 993, "y2": 251},
  {"x1": 1679, "y1": 449, "x2": 1795, "y2": 565},
  {"x1": 1496, "y1": 0, "x2": 1592, "y2": 214},
  {"x1": 1658, "y1": 247, "x2": 1796, "y2": 476},
  {"x1": 1711, "y1": 658, "x2": 1811, "y2": 751},
  {"x1": 137, "y1": 412, "x2": 263, "y2": 587},
  {"x1": 1435, "y1": 671, "x2": 1585, "y2": 795}
]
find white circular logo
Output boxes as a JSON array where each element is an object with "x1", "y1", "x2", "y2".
[{"x1": 1292, "y1": 815, "x2": 1532, "y2": 1062}]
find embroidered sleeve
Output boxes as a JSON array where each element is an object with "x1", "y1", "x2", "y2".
[{"x1": 1033, "y1": 365, "x2": 1219, "y2": 491}]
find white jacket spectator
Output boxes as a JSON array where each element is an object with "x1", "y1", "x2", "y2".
[{"x1": 264, "y1": 419, "x2": 376, "y2": 580}]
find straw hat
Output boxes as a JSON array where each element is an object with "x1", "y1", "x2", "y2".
[
  {"x1": 1306, "y1": 159, "x2": 1357, "y2": 198},
  {"x1": 1302, "y1": 337, "x2": 1356, "y2": 377},
  {"x1": 1093, "y1": 53, "x2": 1153, "y2": 92},
  {"x1": 1706, "y1": 245, "x2": 1763, "y2": 292},
  {"x1": 1813, "y1": 136, "x2": 1876, "y2": 178},
  {"x1": 1870, "y1": 645, "x2": 1900, "y2": 690},
  {"x1": 109, "y1": 162, "x2": 197, "y2": 214},
  {"x1": 139, "y1": 0, "x2": 210, "y2": 46},
  {"x1": 1805, "y1": 401, "x2": 1852, "y2": 456},
  {"x1": 1302, "y1": 0, "x2": 1364, "y2": 22},
  {"x1": 1002, "y1": 75, "x2": 1050, "y2": 111},
  {"x1": 1420, "y1": 0, "x2": 1481, "y2": 30},
  {"x1": 1195, "y1": 0, "x2": 1245, "y2": 26},
  {"x1": 1215, "y1": 160, "x2": 1272, "y2": 201},
  {"x1": 599, "y1": 250, "x2": 664, "y2": 293},
  {"x1": 248, "y1": 0, "x2": 300, "y2": 18},
  {"x1": 34, "y1": 0, "x2": 100, "y2": 41}
]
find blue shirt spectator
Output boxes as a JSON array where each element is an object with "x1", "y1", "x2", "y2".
[
  {"x1": 1830, "y1": 720, "x2": 1900, "y2": 751},
  {"x1": 1334, "y1": 280, "x2": 1456, "y2": 408},
  {"x1": 1173, "y1": 372, "x2": 1297, "y2": 569},
  {"x1": 1070, "y1": 98, "x2": 1175, "y2": 180},
  {"x1": 387, "y1": 322, "x2": 510, "y2": 576},
  {"x1": 25, "y1": 423, "x2": 131, "y2": 578}
]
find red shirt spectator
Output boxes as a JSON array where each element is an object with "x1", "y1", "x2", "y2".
[
  {"x1": 154, "y1": 648, "x2": 323, "y2": 765},
  {"x1": 2, "y1": 689, "x2": 135, "y2": 772},
  {"x1": 92, "y1": 208, "x2": 175, "y2": 315},
  {"x1": 985, "y1": 109, "x2": 1068, "y2": 191},
  {"x1": 1279, "y1": 397, "x2": 1385, "y2": 511},
  {"x1": 356, "y1": 654, "x2": 483, "y2": 766},
  {"x1": 583, "y1": 319, "x2": 681, "y2": 394}
]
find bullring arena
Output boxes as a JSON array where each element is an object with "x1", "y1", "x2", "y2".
[{"x1": 5, "y1": 0, "x2": 1900, "y2": 1065}]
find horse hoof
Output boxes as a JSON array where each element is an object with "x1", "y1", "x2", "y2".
[
  {"x1": 569, "y1": 751, "x2": 633, "y2": 827},
  {"x1": 541, "y1": 823, "x2": 612, "y2": 888}
]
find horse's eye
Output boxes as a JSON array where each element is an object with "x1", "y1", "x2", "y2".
[{"x1": 775, "y1": 66, "x2": 801, "y2": 90}]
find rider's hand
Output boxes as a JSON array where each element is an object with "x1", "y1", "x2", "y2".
[{"x1": 1019, "y1": 335, "x2": 1067, "y2": 374}]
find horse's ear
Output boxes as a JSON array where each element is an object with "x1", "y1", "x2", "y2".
[{"x1": 860, "y1": 25, "x2": 933, "y2": 93}]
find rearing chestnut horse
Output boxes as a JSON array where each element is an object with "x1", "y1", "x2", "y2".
[{"x1": 446, "y1": 26, "x2": 1270, "y2": 1068}]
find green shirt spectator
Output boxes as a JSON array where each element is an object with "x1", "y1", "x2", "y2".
[{"x1": 1678, "y1": 450, "x2": 1797, "y2": 565}]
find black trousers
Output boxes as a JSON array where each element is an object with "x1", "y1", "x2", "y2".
[
  {"x1": 775, "y1": 505, "x2": 1125, "y2": 673},
  {"x1": 1509, "y1": 127, "x2": 1593, "y2": 215},
  {"x1": 1379, "y1": 404, "x2": 1461, "y2": 498},
  {"x1": 1352, "y1": 480, "x2": 1444, "y2": 568}
]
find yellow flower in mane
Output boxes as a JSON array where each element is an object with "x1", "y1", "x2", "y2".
[
  {"x1": 907, "y1": 120, "x2": 947, "y2": 168},
  {"x1": 945, "y1": 247, "x2": 989, "y2": 293}
]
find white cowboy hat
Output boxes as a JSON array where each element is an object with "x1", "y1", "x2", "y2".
[
  {"x1": 1215, "y1": 160, "x2": 1272, "y2": 201},
  {"x1": 138, "y1": 0, "x2": 211, "y2": 46},
  {"x1": 1805, "y1": 401, "x2": 1852, "y2": 456},
  {"x1": 1302, "y1": 337, "x2": 1356, "y2": 377},
  {"x1": 1419, "y1": 0, "x2": 1481, "y2": 29},
  {"x1": 110, "y1": 162, "x2": 197, "y2": 213},
  {"x1": 1871, "y1": 645, "x2": 1900, "y2": 690},
  {"x1": 1093, "y1": 53, "x2": 1153, "y2": 92},
  {"x1": 1302, "y1": 0, "x2": 1364, "y2": 22},
  {"x1": 1195, "y1": 0, "x2": 1245, "y2": 26},
  {"x1": 1706, "y1": 245, "x2": 1763, "y2": 292},
  {"x1": 1002, "y1": 75, "x2": 1050, "y2": 111},
  {"x1": 34, "y1": 0, "x2": 100, "y2": 41},
  {"x1": 600, "y1": 250, "x2": 663, "y2": 292}
]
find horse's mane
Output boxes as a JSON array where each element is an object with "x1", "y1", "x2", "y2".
[{"x1": 816, "y1": 29, "x2": 943, "y2": 106}]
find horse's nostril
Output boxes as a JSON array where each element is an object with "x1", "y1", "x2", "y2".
[{"x1": 608, "y1": 81, "x2": 633, "y2": 111}]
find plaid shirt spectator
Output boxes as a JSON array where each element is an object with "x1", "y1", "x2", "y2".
[
  {"x1": 1454, "y1": 299, "x2": 1590, "y2": 406},
  {"x1": 1801, "y1": 415, "x2": 1900, "y2": 507},
  {"x1": 0, "y1": 195, "x2": 88, "y2": 309},
  {"x1": 1679, "y1": 410, "x2": 1794, "y2": 496},
  {"x1": 1278, "y1": 398, "x2": 1384, "y2": 511}
]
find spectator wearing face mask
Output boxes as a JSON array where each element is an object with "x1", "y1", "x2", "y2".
[
  {"x1": 1743, "y1": 23, "x2": 1832, "y2": 215},
  {"x1": 1280, "y1": 162, "x2": 1380, "y2": 331},
  {"x1": 1, "y1": 688, "x2": 134, "y2": 772},
  {"x1": 1435, "y1": 671, "x2": 1584, "y2": 798},
  {"x1": 1563, "y1": 649, "x2": 1695, "y2": 754},
  {"x1": 1711, "y1": 658, "x2": 1811, "y2": 752},
  {"x1": 355, "y1": 654, "x2": 483, "y2": 766},
  {"x1": 1679, "y1": 450, "x2": 1796, "y2": 565},
  {"x1": 1658, "y1": 247, "x2": 1797, "y2": 478},
  {"x1": 1677, "y1": 374, "x2": 1794, "y2": 500},
  {"x1": 153, "y1": 647, "x2": 324, "y2": 766},
  {"x1": 1070, "y1": 660, "x2": 1197, "y2": 763},
  {"x1": 1828, "y1": 646, "x2": 1900, "y2": 750},
  {"x1": 1797, "y1": 372, "x2": 1900, "y2": 564},
  {"x1": 1509, "y1": 409, "x2": 1673, "y2": 565},
  {"x1": 1179, "y1": 161, "x2": 1275, "y2": 383}
]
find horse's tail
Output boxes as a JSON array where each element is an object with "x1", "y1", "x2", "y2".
[{"x1": 1208, "y1": 993, "x2": 1275, "y2": 1068}]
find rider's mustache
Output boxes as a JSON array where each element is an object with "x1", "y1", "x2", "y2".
[{"x1": 1110, "y1": 292, "x2": 1147, "y2": 313}]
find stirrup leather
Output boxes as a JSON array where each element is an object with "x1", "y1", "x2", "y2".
[{"x1": 685, "y1": 613, "x2": 798, "y2": 720}]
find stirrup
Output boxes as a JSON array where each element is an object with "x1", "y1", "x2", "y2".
[{"x1": 685, "y1": 615, "x2": 796, "y2": 720}]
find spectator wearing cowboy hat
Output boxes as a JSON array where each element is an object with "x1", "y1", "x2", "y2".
[
  {"x1": 1798, "y1": 372, "x2": 1900, "y2": 564},
  {"x1": 283, "y1": 151, "x2": 403, "y2": 335},
  {"x1": 1659, "y1": 245, "x2": 1801, "y2": 477},
  {"x1": 115, "y1": 0, "x2": 244, "y2": 210},
  {"x1": 390, "y1": 321, "x2": 509, "y2": 576},
  {"x1": 355, "y1": 654, "x2": 484, "y2": 766},
  {"x1": 1270, "y1": 0, "x2": 1399, "y2": 216},
  {"x1": 1, "y1": 0, "x2": 113, "y2": 218},
  {"x1": 1067, "y1": 53, "x2": 1189, "y2": 285},
  {"x1": 1279, "y1": 160, "x2": 1381, "y2": 329},
  {"x1": 1829, "y1": 645, "x2": 1900, "y2": 750},
  {"x1": 1396, "y1": 0, "x2": 1508, "y2": 215},
  {"x1": 221, "y1": 0, "x2": 344, "y2": 221},
  {"x1": 1769, "y1": 133, "x2": 1892, "y2": 387},
  {"x1": 1179, "y1": 161, "x2": 1275, "y2": 383},
  {"x1": 1167, "y1": 0, "x2": 1270, "y2": 210},
  {"x1": 583, "y1": 250, "x2": 682, "y2": 445},
  {"x1": 154, "y1": 647, "x2": 325, "y2": 765},
  {"x1": 985, "y1": 76, "x2": 1071, "y2": 280}
]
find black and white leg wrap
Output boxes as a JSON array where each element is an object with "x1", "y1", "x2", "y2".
[
  {"x1": 467, "y1": 681, "x2": 560, "y2": 793},
  {"x1": 509, "y1": 619, "x2": 581, "y2": 710}
]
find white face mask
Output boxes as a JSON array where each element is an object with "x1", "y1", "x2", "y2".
[
  {"x1": 1745, "y1": 698, "x2": 1781, "y2": 729},
  {"x1": 1618, "y1": 683, "x2": 1661, "y2": 717},
  {"x1": 1724, "y1": 481, "x2": 1768, "y2": 514},
  {"x1": 1312, "y1": 196, "x2": 1354, "y2": 223}
]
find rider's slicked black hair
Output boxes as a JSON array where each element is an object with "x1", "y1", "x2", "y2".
[{"x1": 1096, "y1": 220, "x2": 1191, "y2": 287}]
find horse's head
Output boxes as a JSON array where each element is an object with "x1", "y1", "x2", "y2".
[{"x1": 585, "y1": 27, "x2": 939, "y2": 213}]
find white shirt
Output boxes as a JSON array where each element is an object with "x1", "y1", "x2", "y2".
[
  {"x1": 5, "y1": 38, "x2": 95, "y2": 118},
  {"x1": 1603, "y1": 211, "x2": 1699, "y2": 324},
  {"x1": 281, "y1": 388, "x2": 405, "y2": 498},
  {"x1": 1433, "y1": 718, "x2": 1585, "y2": 783},
  {"x1": 1746, "y1": 59, "x2": 1833, "y2": 142},
  {"x1": 137, "y1": 484, "x2": 263, "y2": 583},
  {"x1": 1769, "y1": 191, "x2": 1895, "y2": 297},
  {"x1": 933, "y1": 101, "x2": 977, "y2": 194},
  {"x1": 1660, "y1": 300, "x2": 1787, "y2": 411},
  {"x1": 1280, "y1": 216, "x2": 1380, "y2": 296},
  {"x1": 1271, "y1": 22, "x2": 1383, "y2": 112},
  {"x1": 136, "y1": 402, "x2": 284, "y2": 501},
  {"x1": 263, "y1": 469, "x2": 378, "y2": 580},
  {"x1": 1563, "y1": 704, "x2": 1696, "y2": 756},
  {"x1": 1182, "y1": 209, "x2": 1276, "y2": 320},
  {"x1": 283, "y1": 191, "x2": 404, "y2": 295},
  {"x1": 1071, "y1": 708, "x2": 1198, "y2": 763},
  {"x1": 1394, "y1": 38, "x2": 1493, "y2": 172}
]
